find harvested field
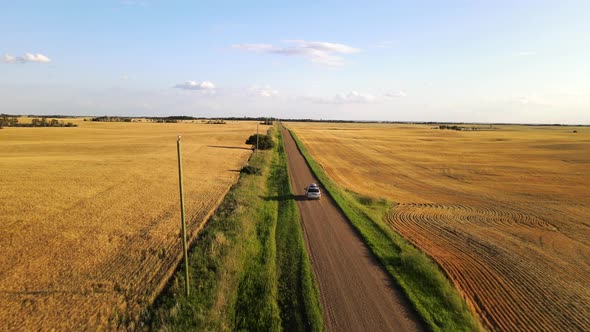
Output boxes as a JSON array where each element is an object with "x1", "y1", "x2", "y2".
[
  {"x1": 0, "y1": 120, "x2": 258, "y2": 330},
  {"x1": 287, "y1": 122, "x2": 590, "y2": 331}
]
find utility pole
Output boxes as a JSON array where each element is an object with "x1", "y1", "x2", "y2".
[
  {"x1": 177, "y1": 135, "x2": 190, "y2": 297},
  {"x1": 256, "y1": 123, "x2": 259, "y2": 155}
]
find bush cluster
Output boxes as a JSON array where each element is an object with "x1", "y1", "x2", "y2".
[
  {"x1": 1, "y1": 115, "x2": 77, "y2": 128},
  {"x1": 439, "y1": 125, "x2": 462, "y2": 131},
  {"x1": 245, "y1": 134, "x2": 275, "y2": 150},
  {"x1": 240, "y1": 165, "x2": 261, "y2": 175},
  {"x1": 204, "y1": 119, "x2": 226, "y2": 124}
]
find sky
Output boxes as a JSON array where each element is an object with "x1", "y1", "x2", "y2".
[{"x1": 1, "y1": 0, "x2": 589, "y2": 123}]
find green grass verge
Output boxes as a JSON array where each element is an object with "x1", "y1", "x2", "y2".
[
  {"x1": 142, "y1": 127, "x2": 322, "y2": 331},
  {"x1": 288, "y1": 129, "x2": 482, "y2": 332}
]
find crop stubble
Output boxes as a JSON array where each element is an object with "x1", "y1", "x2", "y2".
[
  {"x1": 288, "y1": 122, "x2": 590, "y2": 331},
  {"x1": 0, "y1": 120, "x2": 256, "y2": 330}
]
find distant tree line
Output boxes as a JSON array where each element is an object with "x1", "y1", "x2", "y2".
[
  {"x1": 147, "y1": 116, "x2": 197, "y2": 122},
  {"x1": 203, "y1": 119, "x2": 226, "y2": 124},
  {"x1": 31, "y1": 118, "x2": 77, "y2": 127},
  {"x1": 161, "y1": 115, "x2": 198, "y2": 121},
  {"x1": 90, "y1": 116, "x2": 226, "y2": 123},
  {"x1": 437, "y1": 125, "x2": 494, "y2": 131},
  {"x1": 154, "y1": 119, "x2": 179, "y2": 123},
  {"x1": 438, "y1": 125, "x2": 464, "y2": 131},
  {"x1": 1, "y1": 115, "x2": 77, "y2": 128},
  {"x1": 0, "y1": 115, "x2": 18, "y2": 128},
  {"x1": 3, "y1": 113, "x2": 586, "y2": 127},
  {"x1": 90, "y1": 116, "x2": 133, "y2": 122}
]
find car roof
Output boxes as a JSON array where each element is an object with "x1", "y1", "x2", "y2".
[{"x1": 309, "y1": 183, "x2": 318, "y2": 187}]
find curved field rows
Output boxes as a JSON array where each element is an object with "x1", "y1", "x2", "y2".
[
  {"x1": 287, "y1": 122, "x2": 590, "y2": 332},
  {"x1": 387, "y1": 203, "x2": 590, "y2": 331}
]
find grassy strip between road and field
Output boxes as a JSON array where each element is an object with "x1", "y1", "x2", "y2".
[
  {"x1": 143, "y1": 127, "x2": 323, "y2": 331},
  {"x1": 288, "y1": 129, "x2": 482, "y2": 332}
]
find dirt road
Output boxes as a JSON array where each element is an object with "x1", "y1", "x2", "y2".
[{"x1": 282, "y1": 127, "x2": 425, "y2": 331}]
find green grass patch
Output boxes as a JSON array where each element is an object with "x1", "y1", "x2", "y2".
[
  {"x1": 288, "y1": 129, "x2": 482, "y2": 332},
  {"x1": 143, "y1": 127, "x2": 322, "y2": 331}
]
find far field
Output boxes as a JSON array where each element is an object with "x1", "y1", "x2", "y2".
[
  {"x1": 0, "y1": 119, "x2": 259, "y2": 330},
  {"x1": 287, "y1": 122, "x2": 590, "y2": 331}
]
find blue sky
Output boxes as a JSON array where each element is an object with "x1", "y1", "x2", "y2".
[{"x1": 1, "y1": 0, "x2": 589, "y2": 123}]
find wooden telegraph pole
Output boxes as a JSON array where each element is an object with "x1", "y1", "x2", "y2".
[
  {"x1": 256, "y1": 123, "x2": 259, "y2": 155},
  {"x1": 177, "y1": 135, "x2": 190, "y2": 296}
]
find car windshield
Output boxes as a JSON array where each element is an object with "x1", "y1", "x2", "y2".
[{"x1": 308, "y1": 189, "x2": 320, "y2": 193}]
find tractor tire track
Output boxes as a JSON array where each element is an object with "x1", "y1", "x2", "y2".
[{"x1": 386, "y1": 203, "x2": 590, "y2": 331}]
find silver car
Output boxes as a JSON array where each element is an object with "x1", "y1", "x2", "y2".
[{"x1": 305, "y1": 183, "x2": 321, "y2": 200}]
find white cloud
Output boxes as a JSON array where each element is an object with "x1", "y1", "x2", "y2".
[
  {"x1": 174, "y1": 80, "x2": 216, "y2": 90},
  {"x1": 232, "y1": 40, "x2": 360, "y2": 66},
  {"x1": 249, "y1": 85, "x2": 279, "y2": 98},
  {"x1": 3, "y1": 55, "x2": 17, "y2": 63},
  {"x1": 304, "y1": 91, "x2": 376, "y2": 104},
  {"x1": 334, "y1": 91, "x2": 375, "y2": 103},
  {"x1": 284, "y1": 40, "x2": 360, "y2": 54},
  {"x1": 199, "y1": 81, "x2": 215, "y2": 89},
  {"x1": 384, "y1": 91, "x2": 407, "y2": 98},
  {"x1": 2, "y1": 53, "x2": 51, "y2": 64},
  {"x1": 516, "y1": 51, "x2": 536, "y2": 57},
  {"x1": 303, "y1": 90, "x2": 408, "y2": 104},
  {"x1": 24, "y1": 53, "x2": 51, "y2": 63}
]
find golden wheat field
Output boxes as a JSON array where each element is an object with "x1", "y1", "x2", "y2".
[
  {"x1": 287, "y1": 122, "x2": 590, "y2": 332},
  {"x1": 0, "y1": 119, "x2": 259, "y2": 330}
]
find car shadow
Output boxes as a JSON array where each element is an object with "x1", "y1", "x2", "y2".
[{"x1": 261, "y1": 194, "x2": 307, "y2": 202}]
